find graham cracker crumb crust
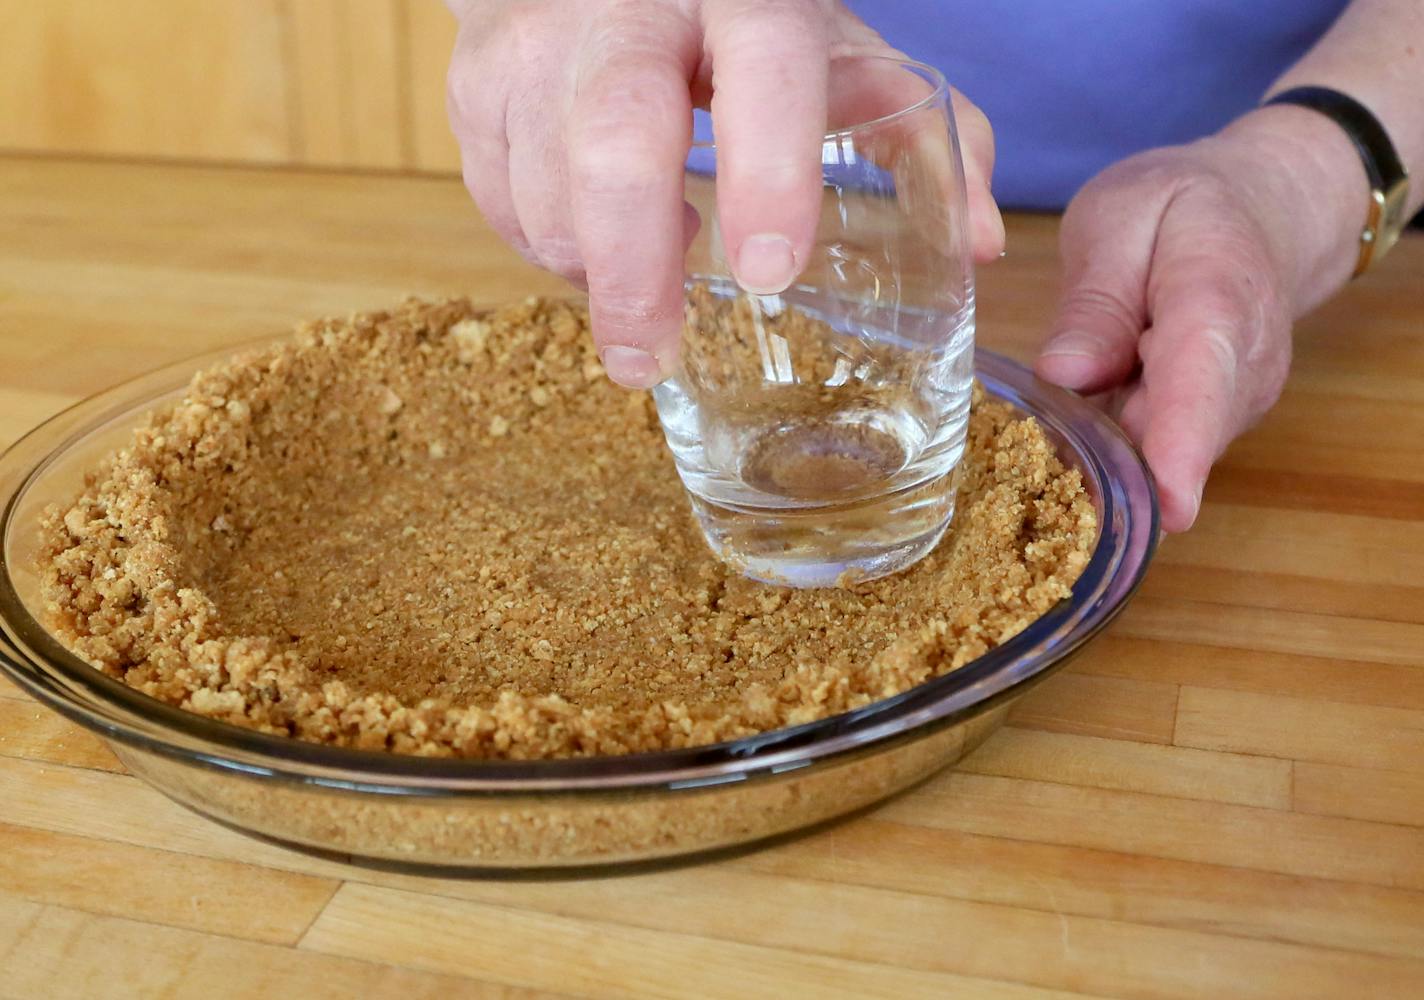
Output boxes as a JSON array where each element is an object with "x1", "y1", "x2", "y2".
[{"x1": 39, "y1": 296, "x2": 1095, "y2": 760}]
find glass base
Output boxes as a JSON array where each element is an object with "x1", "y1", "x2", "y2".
[{"x1": 687, "y1": 472, "x2": 958, "y2": 588}]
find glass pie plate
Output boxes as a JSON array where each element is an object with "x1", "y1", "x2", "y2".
[{"x1": 0, "y1": 339, "x2": 1157, "y2": 872}]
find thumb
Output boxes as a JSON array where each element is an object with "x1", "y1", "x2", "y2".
[
  {"x1": 1132, "y1": 203, "x2": 1287, "y2": 532},
  {"x1": 1036, "y1": 179, "x2": 1163, "y2": 394},
  {"x1": 949, "y1": 88, "x2": 1005, "y2": 263}
]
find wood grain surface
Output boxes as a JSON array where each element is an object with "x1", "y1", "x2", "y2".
[
  {"x1": 0, "y1": 0, "x2": 462, "y2": 173},
  {"x1": 1, "y1": 155, "x2": 1422, "y2": 999}
]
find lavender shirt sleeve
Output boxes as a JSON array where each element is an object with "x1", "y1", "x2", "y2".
[{"x1": 694, "y1": 1, "x2": 1347, "y2": 210}]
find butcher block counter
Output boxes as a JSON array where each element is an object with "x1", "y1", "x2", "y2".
[{"x1": 1, "y1": 154, "x2": 1422, "y2": 999}]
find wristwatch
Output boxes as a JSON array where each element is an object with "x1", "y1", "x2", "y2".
[{"x1": 1265, "y1": 85, "x2": 1411, "y2": 277}]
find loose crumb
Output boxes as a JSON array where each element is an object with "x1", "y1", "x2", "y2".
[{"x1": 38, "y1": 296, "x2": 1095, "y2": 760}]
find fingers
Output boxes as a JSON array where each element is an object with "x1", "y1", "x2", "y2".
[
  {"x1": 1133, "y1": 323, "x2": 1237, "y2": 533},
  {"x1": 566, "y1": 10, "x2": 698, "y2": 387},
  {"x1": 824, "y1": 5, "x2": 1001, "y2": 262},
  {"x1": 702, "y1": 0, "x2": 830, "y2": 294},
  {"x1": 1041, "y1": 156, "x2": 1292, "y2": 532},
  {"x1": 1115, "y1": 383, "x2": 1149, "y2": 442},
  {"x1": 949, "y1": 88, "x2": 1005, "y2": 262},
  {"x1": 457, "y1": 143, "x2": 530, "y2": 264},
  {"x1": 871, "y1": 79, "x2": 1003, "y2": 267},
  {"x1": 1036, "y1": 175, "x2": 1160, "y2": 394},
  {"x1": 508, "y1": 103, "x2": 585, "y2": 286},
  {"x1": 450, "y1": 0, "x2": 1007, "y2": 395},
  {"x1": 1132, "y1": 213, "x2": 1286, "y2": 532},
  {"x1": 450, "y1": 4, "x2": 697, "y2": 387},
  {"x1": 448, "y1": 27, "x2": 531, "y2": 261}
]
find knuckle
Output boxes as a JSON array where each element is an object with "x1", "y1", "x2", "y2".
[
  {"x1": 447, "y1": 37, "x2": 514, "y2": 132},
  {"x1": 577, "y1": 58, "x2": 687, "y2": 125},
  {"x1": 1072, "y1": 149, "x2": 1188, "y2": 212},
  {"x1": 502, "y1": 1, "x2": 558, "y2": 57},
  {"x1": 709, "y1": 2, "x2": 824, "y2": 73},
  {"x1": 720, "y1": 155, "x2": 811, "y2": 194},
  {"x1": 527, "y1": 236, "x2": 586, "y2": 280},
  {"x1": 568, "y1": 127, "x2": 670, "y2": 194},
  {"x1": 1196, "y1": 324, "x2": 1241, "y2": 387},
  {"x1": 1189, "y1": 284, "x2": 1251, "y2": 331},
  {"x1": 568, "y1": 76, "x2": 686, "y2": 192},
  {"x1": 1058, "y1": 286, "x2": 1142, "y2": 343},
  {"x1": 449, "y1": 3, "x2": 559, "y2": 127},
  {"x1": 588, "y1": 291, "x2": 682, "y2": 338},
  {"x1": 718, "y1": 0, "x2": 819, "y2": 36}
]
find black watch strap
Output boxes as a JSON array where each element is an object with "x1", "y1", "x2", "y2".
[{"x1": 1265, "y1": 85, "x2": 1411, "y2": 275}]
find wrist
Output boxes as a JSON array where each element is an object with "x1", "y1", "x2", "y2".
[{"x1": 1212, "y1": 104, "x2": 1372, "y2": 314}]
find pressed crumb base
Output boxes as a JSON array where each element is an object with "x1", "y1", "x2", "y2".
[{"x1": 39, "y1": 297, "x2": 1095, "y2": 760}]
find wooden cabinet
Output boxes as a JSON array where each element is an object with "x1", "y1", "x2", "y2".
[{"x1": 0, "y1": 0, "x2": 462, "y2": 172}]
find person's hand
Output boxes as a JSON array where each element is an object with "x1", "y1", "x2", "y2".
[
  {"x1": 1035, "y1": 107, "x2": 1366, "y2": 532},
  {"x1": 445, "y1": 0, "x2": 1003, "y2": 389}
]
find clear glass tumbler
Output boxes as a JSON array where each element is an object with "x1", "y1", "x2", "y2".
[{"x1": 655, "y1": 56, "x2": 976, "y2": 588}]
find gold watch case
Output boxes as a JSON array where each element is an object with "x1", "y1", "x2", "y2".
[{"x1": 1355, "y1": 170, "x2": 1411, "y2": 276}]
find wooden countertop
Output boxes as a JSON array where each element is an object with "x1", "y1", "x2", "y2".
[{"x1": 1, "y1": 155, "x2": 1422, "y2": 999}]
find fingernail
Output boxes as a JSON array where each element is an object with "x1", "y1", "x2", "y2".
[
  {"x1": 1187, "y1": 480, "x2": 1205, "y2": 527},
  {"x1": 599, "y1": 345, "x2": 665, "y2": 390},
  {"x1": 736, "y1": 233, "x2": 797, "y2": 295}
]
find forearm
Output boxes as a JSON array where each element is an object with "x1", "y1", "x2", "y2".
[
  {"x1": 1269, "y1": 0, "x2": 1424, "y2": 200},
  {"x1": 1218, "y1": 0, "x2": 1423, "y2": 313}
]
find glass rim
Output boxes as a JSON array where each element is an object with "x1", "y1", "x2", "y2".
[{"x1": 689, "y1": 54, "x2": 950, "y2": 150}]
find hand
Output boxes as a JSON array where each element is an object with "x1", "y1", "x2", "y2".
[
  {"x1": 446, "y1": 0, "x2": 1003, "y2": 388},
  {"x1": 1035, "y1": 108, "x2": 1365, "y2": 532}
]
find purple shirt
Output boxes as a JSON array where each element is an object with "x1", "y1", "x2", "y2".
[
  {"x1": 694, "y1": 2, "x2": 1348, "y2": 210},
  {"x1": 850, "y1": 0, "x2": 1349, "y2": 209}
]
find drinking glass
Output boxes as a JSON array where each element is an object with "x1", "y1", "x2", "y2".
[{"x1": 655, "y1": 56, "x2": 976, "y2": 587}]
